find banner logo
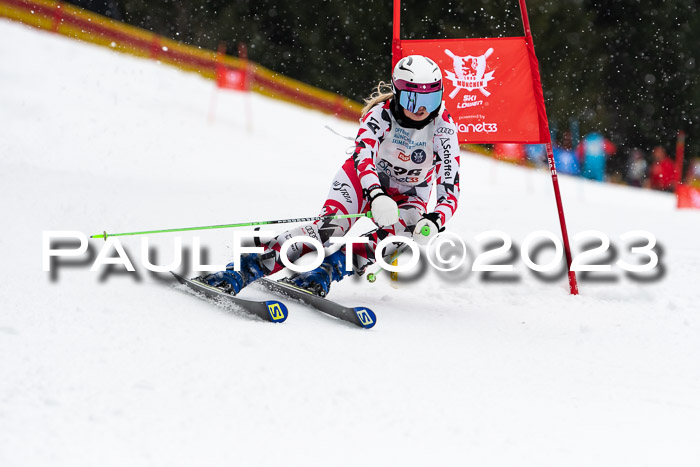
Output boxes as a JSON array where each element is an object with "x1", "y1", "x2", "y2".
[
  {"x1": 457, "y1": 122, "x2": 498, "y2": 134},
  {"x1": 444, "y1": 48, "x2": 495, "y2": 100}
]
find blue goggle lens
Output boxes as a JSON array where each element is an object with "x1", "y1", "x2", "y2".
[{"x1": 399, "y1": 90, "x2": 443, "y2": 113}]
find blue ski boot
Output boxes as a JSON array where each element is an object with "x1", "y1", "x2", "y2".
[
  {"x1": 199, "y1": 253, "x2": 268, "y2": 295},
  {"x1": 285, "y1": 249, "x2": 353, "y2": 297}
]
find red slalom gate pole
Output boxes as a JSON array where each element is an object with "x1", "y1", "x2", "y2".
[
  {"x1": 518, "y1": 0, "x2": 579, "y2": 295},
  {"x1": 392, "y1": 0, "x2": 402, "y2": 69}
]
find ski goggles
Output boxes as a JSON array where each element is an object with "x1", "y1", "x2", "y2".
[{"x1": 394, "y1": 79, "x2": 443, "y2": 113}]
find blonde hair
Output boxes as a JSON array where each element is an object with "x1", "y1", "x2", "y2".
[{"x1": 361, "y1": 81, "x2": 393, "y2": 118}]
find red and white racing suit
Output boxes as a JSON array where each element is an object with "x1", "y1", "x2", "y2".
[{"x1": 259, "y1": 99, "x2": 460, "y2": 275}]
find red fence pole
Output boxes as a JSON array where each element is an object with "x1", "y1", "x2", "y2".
[
  {"x1": 51, "y1": 2, "x2": 62, "y2": 33},
  {"x1": 149, "y1": 35, "x2": 161, "y2": 59},
  {"x1": 238, "y1": 42, "x2": 253, "y2": 133},
  {"x1": 675, "y1": 130, "x2": 686, "y2": 188},
  {"x1": 237, "y1": 42, "x2": 250, "y2": 90},
  {"x1": 208, "y1": 41, "x2": 227, "y2": 123},
  {"x1": 519, "y1": 0, "x2": 579, "y2": 295}
]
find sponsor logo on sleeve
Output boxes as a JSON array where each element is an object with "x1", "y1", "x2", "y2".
[{"x1": 332, "y1": 181, "x2": 353, "y2": 204}]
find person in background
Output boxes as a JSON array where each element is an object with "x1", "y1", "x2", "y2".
[
  {"x1": 648, "y1": 145, "x2": 676, "y2": 192},
  {"x1": 686, "y1": 156, "x2": 700, "y2": 189},
  {"x1": 576, "y1": 132, "x2": 617, "y2": 182},
  {"x1": 624, "y1": 148, "x2": 648, "y2": 187},
  {"x1": 525, "y1": 143, "x2": 547, "y2": 167},
  {"x1": 552, "y1": 131, "x2": 580, "y2": 175}
]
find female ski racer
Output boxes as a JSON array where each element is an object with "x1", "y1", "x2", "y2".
[{"x1": 201, "y1": 54, "x2": 460, "y2": 297}]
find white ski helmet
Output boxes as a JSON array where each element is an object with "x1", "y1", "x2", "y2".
[{"x1": 392, "y1": 55, "x2": 443, "y2": 114}]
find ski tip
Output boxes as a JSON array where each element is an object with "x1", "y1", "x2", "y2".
[
  {"x1": 264, "y1": 300, "x2": 289, "y2": 323},
  {"x1": 170, "y1": 271, "x2": 187, "y2": 284},
  {"x1": 353, "y1": 307, "x2": 377, "y2": 329}
]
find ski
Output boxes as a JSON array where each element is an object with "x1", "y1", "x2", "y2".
[
  {"x1": 256, "y1": 278, "x2": 376, "y2": 329},
  {"x1": 170, "y1": 272, "x2": 288, "y2": 323}
]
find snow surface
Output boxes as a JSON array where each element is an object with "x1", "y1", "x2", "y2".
[{"x1": 1, "y1": 19, "x2": 700, "y2": 467}]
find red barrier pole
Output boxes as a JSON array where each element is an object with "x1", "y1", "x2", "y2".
[
  {"x1": 51, "y1": 2, "x2": 63, "y2": 33},
  {"x1": 216, "y1": 41, "x2": 226, "y2": 84},
  {"x1": 149, "y1": 35, "x2": 161, "y2": 60},
  {"x1": 675, "y1": 130, "x2": 686, "y2": 188},
  {"x1": 208, "y1": 41, "x2": 226, "y2": 123},
  {"x1": 519, "y1": 0, "x2": 579, "y2": 295},
  {"x1": 238, "y1": 42, "x2": 253, "y2": 133},
  {"x1": 392, "y1": 0, "x2": 402, "y2": 68},
  {"x1": 238, "y1": 42, "x2": 250, "y2": 91}
]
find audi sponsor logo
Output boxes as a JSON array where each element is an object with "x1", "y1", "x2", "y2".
[{"x1": 436, "y1": 127, "x2": 455, "y2": 135}]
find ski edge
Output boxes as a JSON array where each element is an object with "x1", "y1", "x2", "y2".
[{"x1": 170, "y1": 272, "x2": 288, "y2": 323}]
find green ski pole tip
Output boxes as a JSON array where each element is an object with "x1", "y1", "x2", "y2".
[
  {"x1": 90, "y1": 231, "x2": 108, "y2": 240},
  {"x1": 421, "y1": 225, "x2": 431, "y2": 236},
  {"x1": 367, "y1": 273, "x2": 377, "y2": 283}
]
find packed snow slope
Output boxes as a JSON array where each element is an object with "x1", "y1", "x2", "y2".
[{"x1": 1, "y1": 19, "x2": 699, "y2": 467}]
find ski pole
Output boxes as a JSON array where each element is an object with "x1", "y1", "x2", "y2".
[
  {"x1": 366, "y1": 223, "x2": 432, "y2": 283},
  {"x1": 367, "y1": 244, "x2": 408, "y2": 283},
  {"x1": 90, "y1": 212, "x2": 375, "y2": 240}
]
